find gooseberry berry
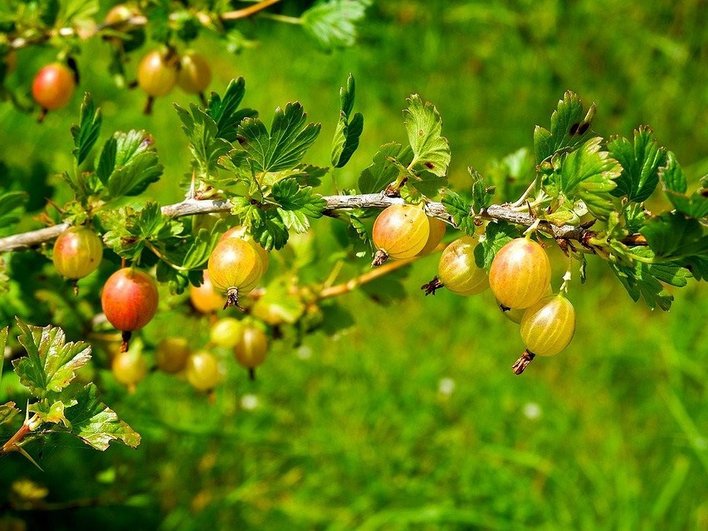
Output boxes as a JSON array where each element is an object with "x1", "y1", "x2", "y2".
[
  {"x1": 52, "y1": 226, "x2": 103, "y2": 280},
  {"x1": 372, "y1": 204, "x2": 430, "y2": 266},
  {"x1": 219, "y1": 226, "x2": 269, "y2": 277},
  {"x1": 155, "y1": 337, "x2": 191, "y2": 373},
  {"x1": 189, "y1": 271, "x2": 224, "y2": 314},
  {"x1": 32, "y1": 63, "x2": 76, "y2": 112},
  {"x1": 416, "y1": 217, "x2": 447, "y2": 256},
  {"x1": 177, "y1": 51, "x2": 212, "y2": 94},
  {"x1": 489, "y1": 238, "x2": 551, "y2": 309},
  {"x1": 210, "y1": 317, "x2": 244, "y2": 348},
  {"x1": 185, "y1": 350, "x2": 221, "y2": 391},
  {"x1": 137, "y1": 49, "x2": 178, "y2": 114},
  {"x1": 234, "y1": 325, "x2": 268, "y2": 380},
  {"x1": 435, "y1": 236, "x2": 487, "y2": 295},
  {"x1": 206, "y1": 238, "x2": 263, "y2": 309},
  {"x1": 112, "y1": 350, "x2": 148, "y2": 390}
]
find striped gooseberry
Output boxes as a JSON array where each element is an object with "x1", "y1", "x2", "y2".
[
  {"x1": 177, "y1": 51, "x2": 212, "y2": 95},
  {"x1": 53, "y1": 226, "x2": 103, "y2": 280},
  {"x1": 155, "y1": 337, "x2": 191, "y2": 373},
  {"x1": 423, "y1": 236, "x2": 487, "y2": 296},
  {"x1": 513, "y1": 294, "x2": 576, "y2": 374},
  {"x1": 32, "y1": 63, "x2": 75, "y2": 113},
  {"x1": 372, "y1": 204, "x2": 430, "y2": 266},
  {"x1": 137, "y1": 49, "x2": 178, "y2": 114},
  {"x1": 233, "y1": 324, "x2": 268, "y2": 380},
  {"x1": 206, "y1": 238, "x2": 263, "y2": 309},
  {"x1": 185, "y1": 350, "x2": 221, "y2": 391},
  {"x1": 101, "y1": 268, "x2": 159, "y2": 351},
  {"x1": 499, "y1": 284, "x2": 553, "y2": 323},
  {"x1": 489, "y1": 238, "x2": 551, "y2": 309},
  {"x1": 219, "y1": 226, "x2": 269, "y2": 277},
  {"x1": 416, "y1": 217, "x2": 447, "y2": 256},
  {"x1": 210, "y1": 317, "x2": 243, "y2": 348},
  {"x1": 189, "y1": 270, "x2": 223, "y2": 314}
]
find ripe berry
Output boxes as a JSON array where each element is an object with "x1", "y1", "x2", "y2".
[
  {"x1": 513, "y1": 294, "x2": 576, "y2": 374},
  {"x1": 101, "y1": 268, "x2": 159, "y2": 351},
  {"x1": 112, "y1": 350, "x2": 148, "y2": 390},
  {"x1": 137, "y1": 50, "x2": 178, "y2": 114},
  {"x1": 32, "y1": 63, "x2": 76, "y2": 112},
  {"x1": 185, "y1": 350, "x2": 221, "y2": 391},
  {"x1": 189, "y1": 270, "x2": 224, "y2": 314},
  {"x1": 53, "y1": 226, "x2": 103, "y2": 280},
  {"x1": 499, "y1": 284, "x2": 552, "y2": 323},
  {"x1": 177, "y1": 51, "x2": 212, "y2": 94},
  {"x1": 416, "y1": 217, "x2": 447, "y2": 256},
  {"x1": 489, "y1": 238, "x2": 551, "y2": 309},
  {"x1": 435, "y1": 236, "x2": 487, "y2": 295},
  {"x1": 210, "y1": 317, "x2": 243, "y2": 348},
  {"x1": 155, "y1": 337, "x2": 191, "y2": 373},
  {"x1": 206, "y1": 238, "x2": 263, "y2": 309},
  {"x1": 234, "y1": 325, "x2": 268, "y2": 380},
  {"x1": 104, "y1": 4, "x2": 142, "y2": 48},
  {"x1": 219, "y1": 226, "x2": 269, "y2": 277},
  {"x1": 372, "y1": 204, "x2": 430, "y2": 266}
]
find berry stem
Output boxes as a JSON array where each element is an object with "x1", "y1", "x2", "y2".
[
  {"x1": 512, "y1": 350, "x2": 536, "y2": 375},
  {"x1": 248, "y1": 368, "x2": 256, "y2": 381},
  {"x1": 120, "y1": 331, "x2": 132, "y2": 353},
  {"x1": 224, "y1": 287, "x2": 244, "y2": 311},
  {"x1": 372, "y1": 249, "x2": 389, "y2": 267},
  {"x1": 421, "y1": 276, "x2": 444, "y2": 296}
]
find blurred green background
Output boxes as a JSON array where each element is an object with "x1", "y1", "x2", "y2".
[{"x1": 1, "y1": 0, "x2": 706, "y2": 529}]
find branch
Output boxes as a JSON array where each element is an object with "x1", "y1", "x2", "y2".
[{"x1": 0, "y1": 194, "x2": 606, "y2": 253}]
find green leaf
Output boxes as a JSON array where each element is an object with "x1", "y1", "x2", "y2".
[
  {"x1": 440, "y1": 190, "x2": 475, "y2": 235},
  {"x1": 12, "y1": 319, "x2": 91, "y2": 397},
  {"x1": 474, "y1": 221, "x2": 520, "y2": 270},
  {"x1": 175, "y1": 103, "x2": 232, "y2": 181},
  {"x1": 71, "y1": 93, "x2": 102, "y2": 166},
  {"x1": 105, "y1": 130, "x2": 163, "y2": 197},
  {"x1": 0, "y1": 190, "x2": 27, "y2": 231},
  {"x1": 331, "y1": 74, "x2": 364, "y2": 168},
  {"x1": 610, "y1": 248, "x2": 692, "y2": 310},
  {"x1": 28, "y1": 399, "x2": 77, "y2": 428},
  {"x1": 485, "y1": 148, "x2": 536, "y2": 202},
  {"x1": 550, "y1": 137, "x2": 622, "y2": 218},
  {"x1": 231, "y1": 199, "x2": 289, "y2": 250},
  {"x1": 272, "y1": 178, "x2": 325, "y2": 234},
  {"x1": 0, "y1": 327, "x2": 7, "y2": 381},
  {"x1": 608, "y1": 126, "x2": 667, "y2": 202},
  {"x1": 64, "y1": 383, "x2": 141, "y2": 450},
  {"x1": 534, "y1": 91, "x2": 596, "y2": 164},
  {"x1": 358, "y1": 142, "x2": 413, "y2": 193},
  {"x1": 206, "y1": 78, "x2": 257, "y2": 143},
  {"x1": 659, "y1": 152, "x2": 708, "y2": 219},
  {"x1": 640, "y1": 213, "x2": 707, "y2": 267},
  {"x1": 302, "y1": 0, "x2": 368, "y2": 50},
  {"x1": 468, "y1": 168, "x2": 495, "y2": 213},
  {"x1": 237, "y1": 102, "x2": 320, "y2": 173},
  {"x1": 96, "y1": 136, "x2": 117, "y2": 185},
  {"x1": 403, "y1": 94, "x2": 450, "y2": 177},
  {"x1": 0, "y1": 402, "x2": 20, "y2": 426}
]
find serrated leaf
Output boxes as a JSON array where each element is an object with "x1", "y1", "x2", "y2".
[
  {"x1": 64, "y1": 383, "x2": 140, "y2": 450},
  {"x1": 640, "y1": 212, "x2": 707, "y2": 265},
  {"x1": 659, "y1": 152, "x2": 708, "y2": 219},
  {"x1": 105, "y1": 130, "x2": 163, "y2": 197},
  {"x1": 551, "y1": 137, "x2": 621, "y2": 218},
  {"x1": 0, "y1": 190, "x2": 27, "y2": 230},
  {"x1": 331, "y1": 74, "x2": 364, "y2": 168},
  {"x1": 440, "y1": 189, "x2": 475, "y2": 235},
  {"x1": 610, "y1": 248, "x2": 692, "y2": 310},
  {"x1": 403, "y1": 94, "x2": 450, "y2": 177},
  {"x1": 237, "y1": 102, "x2": 320, "y2": 173},
  {"x1": 534, "y1": 91, "x2": 595, "y2": 164},
  {"x1": 0, "y1": 402, "x2": 20, "y2": 425},
  {"x1": 28, "y1": 399, "x2": 77, "y2": 428},
  {"x1": 474, "y1": 221, "x2": 520, "y2": 270},
  {"x1": 358, "y1": 142, "x2": 413, "y2": 193},
  {"x1": 271, "y1": 178, "x2": 325, "y2": 234},
  {"x1": 176, "y1": 103, "x2": 233, "y2": 181},
  {"x1": 206, "y1": 77, "x2": 257, "y2": 143},
  {"x1": 232, "y1": 200, "x2": 289, "y2": 250},
  {"x1": 608, "y1": 126, "x2": 667, "y2": 202},
  {"x1": 468, "y1": 168, "x2": 495, "y2": 213},
  {"x1": 71, "y1": 93, "x2": 102, "y2": 166},
  {"x1": 12, "y1": 319, "x2": 91, "y2": 397},
  {"x1": 302, "y1": 0, "x2": 368, "y2": 50},
  {"x1": 96, "y1": 136, "x2": 117, "y2": 185}
]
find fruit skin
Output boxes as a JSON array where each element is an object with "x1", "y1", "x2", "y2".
[
  {"x1": 437, "y1": 236, "x2": 488, "y2": 295},
  {"x1": 372, "y1": 204, "x2": 430, "y2": 262},
  {"x1": 185, "y1": 350, "x2": 221, "y2": 391},
  {"x1": 416, "y1": 217, "x2": 447, "y2": 256},
  {"x1": 207, "y1": 238, "x2": 263, "y2": 294},
  {"x1": 177, "y1": 51, "x2": 212, "y2": 93},
  {"x1": 210, "y1": 317, "x2": 243, "y2": 348},
  {"x1": 32, "y1": 63, "x2": 76, "y2": 110},
  {"x1": 137, "y1": 50, "x2": 177, "y2": 97},
  {"x1": 53, "y1": 226, "x2": 103, "y2": 279},
  {"x1": 499, "y1": 284, "x2": 552, "y2": 323},
  {"x1": 101, "y1": 268, "x2": 159, "y2": 332},
  {"x1": 520, "y1": 295, "x2": 575, "y2": 356},
  {"x1": 112, "y1": 350, "x2": 148, "y2": 387},
  {"x1": 234, "y1": 325, "x2": 268, "y2": 370},
  {"x1": 156, "y1": 337, "x2": 191, "y2": 373},
  {"x1": 489, "y1": 238, "x2": 551, "y2": 309},
  {"x1": 189, "y1": 271, "x2": 224, "y2": 314},
  {"x1": 219, "y1": 226, "x2": 269, "y2": 278}
]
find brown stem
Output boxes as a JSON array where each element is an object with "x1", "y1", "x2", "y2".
[
  {"x1": 1, "y1": 422, "x2": 30, "y2": 454},
  {"x1": 421, "y1": 276, "x2": 444, "y2": 296},
  {"x1": 221, "y1": 0, "x2": 282, "y2": 21},
  {"x1": 371, "y1": 249, "x2": 389, "y2": 267},
  {"x1": 120, "y1": 331, "x2": 132, "y2": 353},
  {"x1": 224, "y1": 287, "x2": 244, "y2": 310},
  {"x1": 512, "y1": 350, "x2": 536, "y2": 375}
]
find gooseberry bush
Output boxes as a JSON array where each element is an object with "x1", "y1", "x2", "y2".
[{"x1": 0, "y1": 1, "x2": 705, "y2": 469}]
